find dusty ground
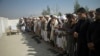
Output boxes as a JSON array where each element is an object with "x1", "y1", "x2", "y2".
[{"x1": 0, "y1": 33, "x2": 57, "y2": 56}]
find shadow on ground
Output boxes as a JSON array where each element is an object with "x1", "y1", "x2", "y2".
[{"x1": 21, "y1": 33, "x2": 56, "y2": 56}]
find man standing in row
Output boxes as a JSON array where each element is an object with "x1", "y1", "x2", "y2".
[
  {"x1": 87, "y1": 8, "x2": 100, "y2": 56},
  {"x1": 74, "y1": 7, "x2": 91, "y2": 56}
]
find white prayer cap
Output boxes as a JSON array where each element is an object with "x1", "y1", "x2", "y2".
[
  {"x1": 53, "y1": 15, "x2": 58, "y2": 18},
  {"x1": 20, "y1": 18, "x2": 23, "y2": 19},
  {"x1": 57, "y1": 16, "x2": 61, "y2": 19},
  {"x1": 35, "y1": 17, "x2": 37, "y2": 19},
  {"x1": 45, "y1": 15, "x2": 50, "y2": 18},
  {"x1": 60, "y1": 15, "x2": 67, "y2": 20},
  {"x1": 36, "y1": 17, "x2": 40, "y2": 20},
  {"x1": 73, "y1": 14, "x2": 77, "y2": 17}
]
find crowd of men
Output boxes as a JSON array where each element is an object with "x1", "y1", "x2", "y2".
[{"x1": 17, "y1": 7, "x2": 100, "y2": 56}]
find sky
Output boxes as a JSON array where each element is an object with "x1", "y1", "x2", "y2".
[{"x1": 0, "y1": 0, "x2": 100, "y2": 19}]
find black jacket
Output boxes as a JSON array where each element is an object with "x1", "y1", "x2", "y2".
[
  {"x1": 87, "y1": 19, "x2": 100, "y2": 48},
  {"x1": 75, "y1": 18, "x2": 91, "y2": 44}
]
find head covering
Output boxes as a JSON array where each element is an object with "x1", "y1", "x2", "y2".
[
  {"x1": 20, "y1": 18, "x2": 23, "y2": 20},
  {"x1": 39, "y1": 16, "x2": 43, "y2": 18},
  {"x1": 60, "y1": 15, "x2": 67, "y2": 20},
  {"x1": 36, "y1": 17, "x2": 40, "y2": 20},
  {"x1": 96, "y1": 8, "x2": 100, "y2": 13},
  {"x1": 66, "y1": 14, "x2": 74, "y2": 19},
  {"x1": 73, "y1": 14, "x2": 77, "y2": 17},
  {"x1": 53, "y1": 15, "x2": 58, "y2": 18},
  {"x1": 77, "y1": 7, "x2": 87, "y2": 13},
  {"x1": 45, "y1": 15, "x2": 50, "y2": 18}
]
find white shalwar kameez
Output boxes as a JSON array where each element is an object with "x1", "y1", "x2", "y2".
[
  {"x1": 33, "y1": 20, "x2": 38, "y2": 33},
  {"x1": 43, "y1": 20, "x2": 50, "y2": 41},
  {"x1": 50, "y1": 19, "x2": 58, "y2": 41},
  {"x1": 55, "y1": 29, "x2": 63, "y2": 48}
]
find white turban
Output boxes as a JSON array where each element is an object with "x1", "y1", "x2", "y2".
[
  {"x1": 45, "y1": 15, "x2": 50, "y2": 18},
  {"x1": 53, "y1": 15, "x2": 58, "y2": 18},
  {"x1": 36, "y1": 17, "x2": 40, "y2": 20},
  {"x1": 20, "y1": 18, "x2": 23, "y2": 20},
  {"x1": 73, "y1": 14, "x2": 77, "y2": 17},
  {"x1": 60, "y1": 15, "x2": 67, "y2": 20}
]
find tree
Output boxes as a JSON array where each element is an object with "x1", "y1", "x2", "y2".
[
  {"x1": 58, "y1": 12, "x2": 62, "y2": 16},
  {"x1": 41, "y1": 6, "x2": 51, "y2": 15},
  {"x1": 47, "y1": 6, "x2": 51, "y2": 15},
  {"x1": 74, "y1": 0, "x2": 81, "y2": 13},
  {"x1": 84, "y1": 5, "x2": 89, "y2": 12},
  {"x1": 42, "y1": 9, "x2": 47, "y2": 16}
]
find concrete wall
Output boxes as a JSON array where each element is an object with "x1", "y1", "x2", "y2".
[
  {"x1": 8, "y1": 19, "x2": 19, "y2": 26},
  {"x1": 0, "y1": 17, "x2": 8, "y2": 37},
  {"x1": 0, "y1": 17, "x2": 19, "y2": 37}
]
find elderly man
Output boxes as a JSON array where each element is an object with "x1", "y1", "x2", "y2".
[
  {"x1": 50, "y1": 15, "x2": 59, "y2": 47},
  {"x1": 42, "y1": 15, "x2": 51, "y2": 41},
  {"x1": 38, "y1": 16, "x2": 44, "y2": 38},
  {"x1": 87, "y1": 8, "x2": 100, "y2": 56},
  {"x1": 88, "y1": 10, "x2": 96, "y2": 22}
]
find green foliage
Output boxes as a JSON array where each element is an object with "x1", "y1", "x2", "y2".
[
  {"x1": 58, "y1": 12, "x2": 62, "y2": 16},
  {"x1": 74, "y1": 0, "x2": 81, "y2": 13},
  {"x1": 41, "y1": 6, "x2": 51, "y2": 15},
  {"x1": 84, "y1": 5, "x2": 89, "y2": 12}
]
